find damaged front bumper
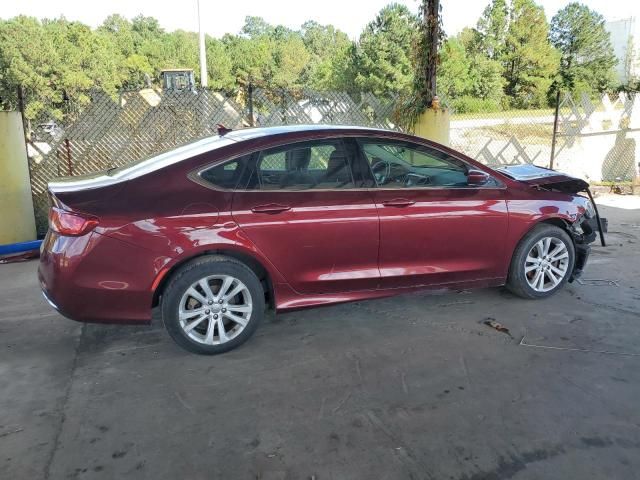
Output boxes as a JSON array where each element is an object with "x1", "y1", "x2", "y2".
[{"x1": 569, "y1": 215, "x2": 608, "y2": 282}]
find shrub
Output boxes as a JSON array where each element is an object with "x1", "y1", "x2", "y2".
[{"x1": 449, "y1": 96, "x2": 502, "y2": 114}]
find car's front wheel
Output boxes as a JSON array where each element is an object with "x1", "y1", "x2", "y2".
[
  {"x1": 161, "y1": 255, "x2": 265, "y2": 354},
  {"x1": 507, "y1": 224, "x2": 575, "y2": 299}
]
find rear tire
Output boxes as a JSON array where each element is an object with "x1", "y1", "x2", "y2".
[
  {"x1": 507, "y1": 224, "x2": 575, "y2": 299},
  {"x1": 161, "y1": 255, "x2": 265, "y2": 354}
]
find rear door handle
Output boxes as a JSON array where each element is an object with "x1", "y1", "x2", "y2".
[
  {"x1": 251, "y1": 204, "x2": 291, "y2": 214},
  {"x1": 382, "y1": 198, "x2": 415, "y2": 208}
]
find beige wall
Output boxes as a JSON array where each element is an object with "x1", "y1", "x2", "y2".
[
  {"x1": 0, "y1": 112, "x2": 36, "y2": 244},
  {"x1": 413, "y1": 109, "x2": 451, "y2": 147}
]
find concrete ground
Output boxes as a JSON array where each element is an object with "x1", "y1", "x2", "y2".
[{"x1": 1, "y1": 200, "x2": 639, "y2": 480}]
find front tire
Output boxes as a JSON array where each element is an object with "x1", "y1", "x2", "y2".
[
  {"x1": 161, "y1": 255, "x2": 265, "y2": 354},
  {"x1": 507, "y1": 224, "x2": 575, "y2": 299}
]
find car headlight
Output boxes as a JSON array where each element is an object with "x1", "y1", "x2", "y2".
[{"x1": 584, "y1": 200, "x2": 596, "y2": 218}]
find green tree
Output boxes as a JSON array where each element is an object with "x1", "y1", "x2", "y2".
[
  {"x1": 270, "y1": 31, "x2": 310, "y2": 88},
  {"x1": 98, "y1": 14, "x2": 135, "y2": 56},
  {"x1": 457, "y1": 27, "x2": 505, "y2": 105},
  {"x1": 0, "y1": 16, "x2": 60, "y2": 118},
  {"x1": 241, "y1": 16, "x2": 274, "y2": 38},
  {"x1": 223, "y1": 33, "x2": 273, "y2": 85},
  {"x1": 98, "y1": 15, "x2": 149, "y2": 89},
  {"x1": 300, "y1": 21, "x2": 354, "y2": 91},
  {"x1": 226, "y1": 17, "x2": 311, "y2": 89},
  {"x1": 0, "y1": 16, "x2": 123, "y2": 120},
  {"x1": 550, "y1": 2, "x2": 617, "y2": 95},
  {"x1": 129, "y1": 15, "x2": 168, "y2": 75},
  {"x1": 205, "y1": 37, "x2": 234, "y2": 90},
  {"x1": 502, "y1": 0, "x2": 559, "y2": 107},
  {"x1": 476, "y1": 0, "x2": 509, "y2": 60},
  {"x1": 160, "y1": 30, "x2": 199, "y2": 72},
  {"x1": 437, "y1": 38, "x2": 471, "y2": 99},
  {"x1": 354, "y1": 3, "x2": 419, "y2": 96},
  {"x1": 44, "y1": 18, "x2": 123, "y2": 107}
]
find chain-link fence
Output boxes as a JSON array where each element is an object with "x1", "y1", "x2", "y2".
[
  {"x1": 552, "y1": 91, "x2": 640, "y2": 183},
  {"x1": 449, "y1": 90, "x2": 640, "y2": 184},
  {"x1": 449, "y1": 106, "x2": 555, "y2": 168},
  {"x1": 26, "y1": 85, "x2": 401, "y2": 234},
  {"x1": 24, "y1": 84, "x2": 640, "y2": 235}
]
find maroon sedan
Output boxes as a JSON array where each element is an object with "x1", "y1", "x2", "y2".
[{"x1": 39, "y1": 125, "x2": 606, "y2": 354}]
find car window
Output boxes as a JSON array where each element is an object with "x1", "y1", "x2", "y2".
[
  {"x1": 247, "y1": 140, "x2": 356, "y2": 190},
  {"x1": 359, "y1": 140, "x2": 472, "y2": 188},
  {"x1": 199, "y1": 158, "x2": 245, "y2": 189}
]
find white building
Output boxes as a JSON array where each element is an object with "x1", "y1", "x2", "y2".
[{"x1": 605, "y1": 17, "x2": 639, "y2": 85}]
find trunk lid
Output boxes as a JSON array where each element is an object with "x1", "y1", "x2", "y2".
[
  {"x1": 496, "y1": 164, "x2": 589, "y2": 193},
  {"x1": 48, "y1": 173, "x2": 126, "y2": 217}
]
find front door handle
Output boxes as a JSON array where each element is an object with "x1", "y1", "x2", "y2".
[
  {"x1": 251, "y1": 204, "x2": 291, "y2": 214},
  {"x1": 382, "y1": 198, "x2": 415, "y2": 208}
]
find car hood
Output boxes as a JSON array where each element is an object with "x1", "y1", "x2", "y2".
[{"x1": 496, "y1": 164, "x2": 589, "y2": 193}]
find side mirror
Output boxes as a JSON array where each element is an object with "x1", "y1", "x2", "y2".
[{"x1": 467, "y1": 170, "x2": 490, "y2": 186}]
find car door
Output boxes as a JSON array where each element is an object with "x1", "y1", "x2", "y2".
[
  {"x1": 231, "y1": 138, "x2": 380, "y2": 294},
  {"x1": 355, "y1": 137, "x2": 509, "y2": 289}
]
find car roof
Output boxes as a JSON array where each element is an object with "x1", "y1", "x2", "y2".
[
  {"x1": 48, "y1": 125, "x2": 396, "y2": 193},
  {"x1": 222, "y1": 124, "x2": 391, "y2": 141}
]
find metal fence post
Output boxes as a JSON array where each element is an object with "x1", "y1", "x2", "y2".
[
  {"x1": 248, "y1": 82, "x2": 254, "y2": 127},
  {"x1": 64, "y1": 138, "x2": 73, "y2": 176},
  {"x1": 549, "y1": 89, "x2": 561, "y2": 170},
  {"x1": 280, "y1": 88, "x2": 287, "y2": 125}
]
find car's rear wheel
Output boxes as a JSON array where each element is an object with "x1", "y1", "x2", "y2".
[
  {"x1": 507, "y1": 224, "x2": 575, "y2": 299},
  {"x1": 161, "y1": 256, "x2": 264, "y2": 354}
]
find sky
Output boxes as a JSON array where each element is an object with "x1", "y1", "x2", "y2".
[{"x1": 1, "y1": 0, "x2": 639, "y2": 39}]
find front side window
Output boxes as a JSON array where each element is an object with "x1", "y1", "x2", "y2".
[
  {"x1": 359, "y1": 140, "x2": 472, "y2": 188},
  {"x1": 248, "y1": 140, "x2": 355, "y2": 190}
]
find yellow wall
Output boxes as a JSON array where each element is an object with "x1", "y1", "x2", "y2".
[
  {"x1": 413, "y1": 108, "x2": 451, "y2": 147},
  {"x1": 0, "y1": 112, "x2": 37, "y2": 244}
]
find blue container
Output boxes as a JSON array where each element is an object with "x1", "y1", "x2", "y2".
[{"x1": 0, "y1": 240, "x2": 42, "y2": 255}]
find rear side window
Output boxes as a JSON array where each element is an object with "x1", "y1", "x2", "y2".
[
  {"x1": 199, "y1": 156, "x2": 248, "y2": 189},
  {"x1": 246, "y1": 140, "x2": 356, "y2": 190}
]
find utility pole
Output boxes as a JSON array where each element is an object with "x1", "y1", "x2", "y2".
[
  {"x1": 420, "y1": 0, "x2": 440, "y2": 107},
  {"x1": 412, "y1": 0, "x2": 449, "y2": 145},
  {"x1": 197, "y1": 0, "x2": 208, "y2": 88}
]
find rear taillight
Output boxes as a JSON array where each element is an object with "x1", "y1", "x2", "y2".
[{"x1": 48, "y1": 207, "x2": 99, "y2": 236}]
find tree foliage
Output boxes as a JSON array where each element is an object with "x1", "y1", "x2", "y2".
[
  {"x1": 502, "y1": 0, "x2": 559, "y2": 108},
  {"x1": 301, "y1": 21, "x2": 354, "y2": 91},
  {"x1": 477, "y1": 0, "x2": 509, "y2": 60},
  {"x1": 0, "y1": 1, "x2": 620, "y2": 121},
  {"x1": 438, "y1": 27, "x2": 504, "y2": 109},
  {"x1": 550, "y1": 2, "x2": 617, "y2": 96},
  {"x1": 353, "y1": 4, "x2": 419, "y2": 96}
]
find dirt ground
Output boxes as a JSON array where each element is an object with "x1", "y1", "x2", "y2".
[{"x1": 1, "y1": 198, "x2": 639, "y2": 480}]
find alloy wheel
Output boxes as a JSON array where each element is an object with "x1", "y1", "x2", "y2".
[
  {"x1": 178, "y1": 275, "x2": 253, "y2": 345},
  {"x1": 524, "y1": 236, "x2": 570, "y2": 293}
]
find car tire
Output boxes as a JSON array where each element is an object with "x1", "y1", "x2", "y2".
[
  {"x1": 507, "y1": 224, "x2": 575, "y2": 299},
  {"x1": 161, "y1": 255, "x2": 265, "y2": 354}
]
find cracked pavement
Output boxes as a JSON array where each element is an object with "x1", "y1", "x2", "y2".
[{"x1": 1, "y1": 201, "x2": 639, "y2": 479}]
